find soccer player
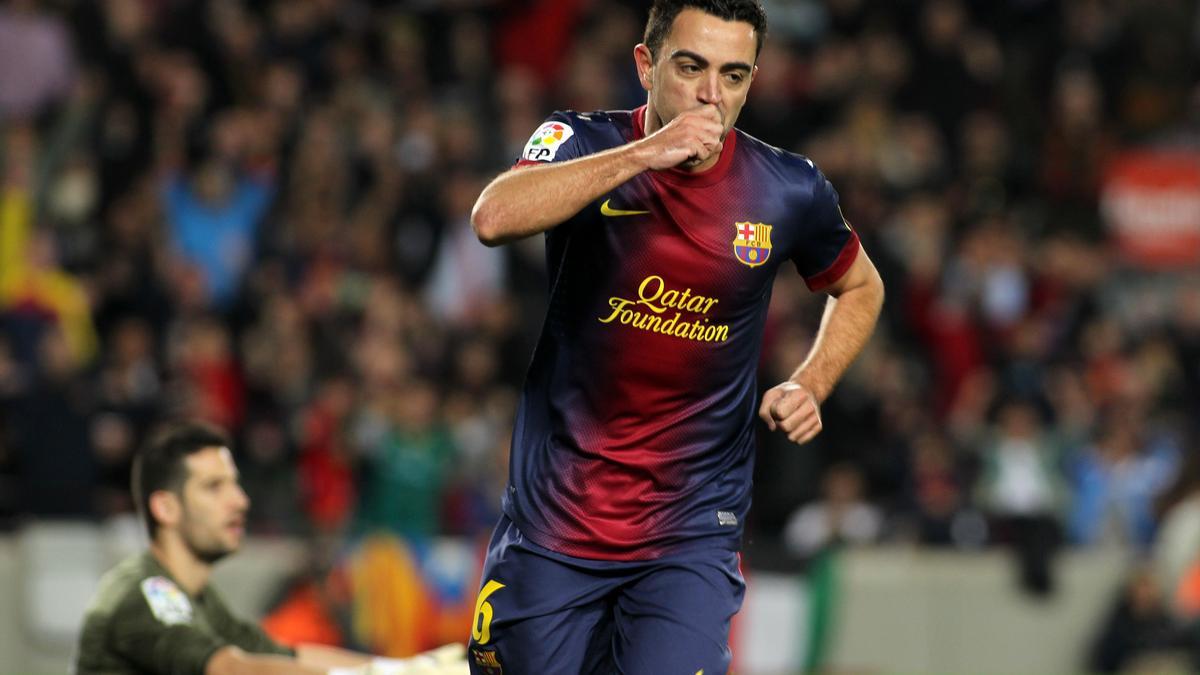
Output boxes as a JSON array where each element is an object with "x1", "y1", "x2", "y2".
[
  {"x1": 74, "y1": 422, "x2": 465, "y2": 675},
  {"x1": 466, "y1": 0, "x2": 885, "y2": 672}
]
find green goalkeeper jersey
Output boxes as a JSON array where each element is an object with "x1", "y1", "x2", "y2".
[{"x1": 74, "y1": 551, "x2": 294, "y2": 674}]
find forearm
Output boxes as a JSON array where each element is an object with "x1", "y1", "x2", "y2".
[
  {"x1": 206, "y1": 647, "x2": 327, "y2": 675},
  {"x1": 790, "y1": 272, "x2": 884, "y2": 403},
  {"x1": 471, "y1": 142, "x2": 652, "y2": 246},
  {"x1": 295, "y1": 644, "x2": 372, "y2": 669}
]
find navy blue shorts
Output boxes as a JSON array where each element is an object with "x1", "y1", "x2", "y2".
[{"x1": 467, "y1": 516, "x2": 745, "y2": 675}]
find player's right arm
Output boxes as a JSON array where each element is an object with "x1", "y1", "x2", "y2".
[
  {"x1": 206, "y1": 646, "x2": 328, "y2": 674},
  {"x1": 471, "y1": 105, "x2": 724, "y2": 246},
  {"x1": 207, "y1": 643, "x2": 467, "y2": 674},
  {"x1": 94, "y1": 588, "x2": 327, "y2": 675}
]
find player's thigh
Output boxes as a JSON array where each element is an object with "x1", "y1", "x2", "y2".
[
  {"x1": 612, "y1": 551, "x2": 745, "y2": 675},
  {"x1": 468, "y1": 519, "x2": 617, "y2": 675},
  {"x1": 469, "y1": 598, "x2": 614, "y2": 675}
]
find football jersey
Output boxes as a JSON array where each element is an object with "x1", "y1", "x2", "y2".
[
  {"x1": 75, "y1": 551, "x2": 293, "y2": 674},
  {"x1": 503, "y1": 105, "x2": 860, "y2": 560}
]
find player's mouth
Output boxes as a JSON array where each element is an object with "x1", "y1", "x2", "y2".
[{"x1": 226, "y1": 518, "x2": 245, "y2": 536}]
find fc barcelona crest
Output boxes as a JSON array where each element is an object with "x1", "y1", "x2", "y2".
[{"x1": 733, "y1": 221, "x2": 772, "y2": 268}]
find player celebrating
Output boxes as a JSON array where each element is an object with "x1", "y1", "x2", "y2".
[
  {"x1": 466, "y1": 1, "x2": 885, "y2": 672},
  {"x1": 74, "y1": 422, "x2": 465, "y2": 675}
]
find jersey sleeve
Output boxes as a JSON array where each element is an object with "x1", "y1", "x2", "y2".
[
  {"x1": 107, "y1": 590, "x2": 225, "y2": 675},
  {"x1": 791, "y1": 167, "x2": 860, "y2": 291},
  {"x1": 513, "y1": 112, "x2": 583, "y2": 168}
]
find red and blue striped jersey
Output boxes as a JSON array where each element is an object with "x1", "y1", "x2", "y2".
[{"x1": 504, "y1": 106, "x2": 860, "y2": 560}]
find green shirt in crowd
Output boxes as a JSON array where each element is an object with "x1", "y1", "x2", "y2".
[{"x1": 74, "y1": 551, "x2": 294, "y2": 675}]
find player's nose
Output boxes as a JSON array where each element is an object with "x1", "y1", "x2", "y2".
[
  {"x1": 698, "y1": 73, "x2": 722, "y2": 105},
  {"x1": 231, "y1": 484, "x2": 250, "y2": 511}
]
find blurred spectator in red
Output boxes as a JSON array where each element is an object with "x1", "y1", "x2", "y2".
[
  {"x1": 169, "y1": 315, "x2": 244, "y2": 430},
  {"x1": 298, "y1": 375, "x2": 358, "y2": 533},
  {"x1": 495, "y1": 0, "x2": 585, "y2": 89},
  {"x1": 262, "y1": 546, "x2": 354, "y2": 649}
]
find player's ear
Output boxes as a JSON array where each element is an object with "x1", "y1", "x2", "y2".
[
  {"x1": 634, "y1": 44, "x2": 654, "y2": 91},
  {"x1": 149, "y1": 490, "x2": 182, "y2": 529}
]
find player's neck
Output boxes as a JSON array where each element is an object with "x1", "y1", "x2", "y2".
[
  {"x1": 641, "y1": 104, "x2": 723, "y2": 173},
  {"x1": 642, "y1": 103, "x2": 664, "y2": 136},
  {"x1": 150, "y1": 536, "x2": 213, "y2": 597}
]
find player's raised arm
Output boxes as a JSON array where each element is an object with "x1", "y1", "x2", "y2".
[{"x1": 470, "y1": 105, "x2": 724, "y2": 247}]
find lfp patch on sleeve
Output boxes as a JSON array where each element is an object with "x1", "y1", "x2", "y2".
[
  {"x1": 140, "y1": 576, "x2": 193, "y2": 625},
  {"x1": 522, "y1": 121, "x2": 574, "y2": 162}
]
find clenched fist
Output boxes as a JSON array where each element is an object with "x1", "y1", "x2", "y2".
[
  {"x1": 759, "y1": 381, "x2": 823, "y2": 445},
  {"x1": 638, "y1": 105, "x2": 725, "y2": 170}
]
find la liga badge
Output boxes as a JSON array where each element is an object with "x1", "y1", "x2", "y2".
[
  {"x1": 733, "y1": 222, "x2": 772, "y2": 267},
  {"x1": 141, "y1": 576, "x2": 193, "y2": 625},
  {"x1": 522, "y1": 121, "x2": 574, "y2": 162}
]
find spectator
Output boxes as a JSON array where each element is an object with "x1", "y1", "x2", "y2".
[
  {"x1": 1086, "y1": 566, "x2": 1197, "y2": 674},
  {"x1": 9, "y1": 326, "x2": 95, "y2": 516},
  {"x1": 0, "y1": 0, "x2": 74, "y2": 120},
  {"x1": 162, "y1": 151, "x2": 274, "y2": 310},
  {"x1": 905, "y1": 429, "x2": 975, "y2": 547},
  {"x1": 1069, "y1": 410, "x2": 1180, "y2": 549},
  {"x1": 1, "y1": 126, "x2": 97, "y2": 368},
  {"x1": 355, "y1": 378, "x2": 456, "y2": 541},
  {"x1": 975, "y1": 399, "x2": 1069, "y2": 596},
  {"x1": 784, "y1": 463, "x2": 883, "y2": 557},
  {"x1": 1155, "y1": 449, "x2": 1200, "y2": 618}
]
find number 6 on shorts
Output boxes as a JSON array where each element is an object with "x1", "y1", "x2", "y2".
[{"x1": 471, "y1": 580, "x2": 505, "y2": 644}]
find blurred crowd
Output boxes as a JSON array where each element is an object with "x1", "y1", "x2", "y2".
[{"x1": 0, "y1": 0, "x2": 1199, "y2": 616}]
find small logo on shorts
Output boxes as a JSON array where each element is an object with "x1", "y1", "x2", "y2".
[
  {"x1": 471, "y1": 647, "x2": 504, "y2": 674},
  {"x1": 717, "y1": 511, "x2": 738, "y2": 526}
]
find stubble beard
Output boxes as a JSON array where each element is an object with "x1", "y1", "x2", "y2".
[
  {"x1": 187, "y1": 536, "x2": 233, "y2": 564},
  {"x1": 181, "y1": 522, "x2": 236, "y2": 564}
]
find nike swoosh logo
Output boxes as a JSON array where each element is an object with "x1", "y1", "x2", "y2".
[{"x1": 600, "y1": 199, "x2": 649, "y2": 217}]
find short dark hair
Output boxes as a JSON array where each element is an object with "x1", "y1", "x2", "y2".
[
  {"x1": 644, "y1": 0, "x2": 768, "y2": 60},
  {"x1": 132, "y1": 422, "x2": 231, "y2": 541}
]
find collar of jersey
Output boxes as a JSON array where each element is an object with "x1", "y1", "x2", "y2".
[{"x1": 632, "y1": 104, "x2": 738, "y2": 187}]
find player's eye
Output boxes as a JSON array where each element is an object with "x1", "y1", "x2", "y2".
[
  {"x1": 725, "y1": 73, "x2": 745, "y2": 84},
  {"x1": 680, "y1": 63, "x2": 701, "y2": 74}
]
